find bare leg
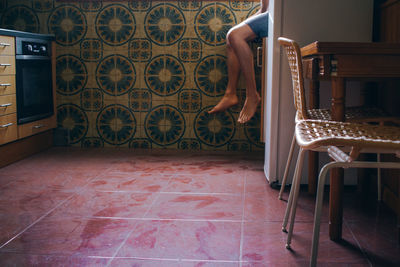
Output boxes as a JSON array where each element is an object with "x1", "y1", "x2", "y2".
[
  {"x1": 208, "y1": 38, "x2": 240, "y2": 114},
  {"x1": 228, "y1": 23, "x2": 261, "y2": 123}
]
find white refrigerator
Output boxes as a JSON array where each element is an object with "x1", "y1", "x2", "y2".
[{"x1": 263, "y1": 0, "x2": 374, "y2": 185}]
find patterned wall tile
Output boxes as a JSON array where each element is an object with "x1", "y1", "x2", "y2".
[
  {"x1": 48, "y1": 5, "x2": 87, "y2": 45},
  {"x1": 95, "y1": 4, "x2": 136, "y2": 46},
  {"x1": 144, "y1": 3, "x2": 186, "y2": 46},
  {"x1": 96, "y1": 104, "x2": 137, "y2": 146},
  {"x1": 57, "y1": 103, "x2": 89, "y2": 144},
  {"x1": 0, "y1": 0, "x2": 264, "y2": 151},
  {"x1": 194, "y1": 3, "x2": 236, "y2": 46},
  {"x1": 80, "y1": 38, "x2": 102, "y2": 61},
  {"x1": 1, "y1": 5, "x2": 40, "y2": 33},
  {"x1": 56, "y1": 54, "x2": 88, "y2": 96}
]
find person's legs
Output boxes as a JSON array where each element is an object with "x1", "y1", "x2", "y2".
[
  {"x1": 227, "y1": 23, "x2": 260, "y2": 123},
  {"x1": 208, "y1": 22, "x2": 258, "y2": 119},
  {"x1": 207, "y1": 35, "x2": 241, "y2": 114}
]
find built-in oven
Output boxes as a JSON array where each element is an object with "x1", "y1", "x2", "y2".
[{"x1": 16, "y1": 37, "x2": 53, "y2": 124}]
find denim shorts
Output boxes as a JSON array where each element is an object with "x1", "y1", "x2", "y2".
[{"x1": 245, "y1": 12, "x2": 269, "y2": 38}]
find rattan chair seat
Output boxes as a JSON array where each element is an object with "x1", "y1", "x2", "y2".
[
  {"x1": 296, "y1": 120, "x2": 400, "y2": 150},
  {"x1": 305, "y1": 106, "x2": 392, "y2": 122}
]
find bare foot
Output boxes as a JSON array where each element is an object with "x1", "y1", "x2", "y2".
[
  {"x1": 208, "y1": 93, "x2": 239, "y2": 114},
  {"x1": 238, "y1": 94, "x2": 261, "y2": 123}
]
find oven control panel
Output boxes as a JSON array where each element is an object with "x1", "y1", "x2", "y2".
[{"x1": 21, "y1": 41, "x2": 49, "y2": 56}]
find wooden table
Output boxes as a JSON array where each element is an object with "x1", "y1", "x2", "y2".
[{"x1": 300, "y1": 41, "x2": 400, "y2": 241}]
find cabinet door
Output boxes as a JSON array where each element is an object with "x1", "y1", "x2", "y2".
[
  {"x1": 0, "y1": 75, "x2": 15, "y2": 95},
  {"x1": 0, "y1": 56, "x2": 15, "y2": 75},
  {"x1": 0, "y1": 36, "x2": 15, "y2": 56},
  {"x1": 0, "y1": 94, "x2": 16, "y2": 115},
  {"x1": 0, "y1": 113, "x2": 17, "y2": 145}
]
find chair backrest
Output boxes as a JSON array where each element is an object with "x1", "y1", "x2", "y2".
[{"x1": 278, "y1": 37, "x2": 309, "y2": 120}]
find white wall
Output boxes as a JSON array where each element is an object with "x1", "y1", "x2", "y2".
[{"x1": 264, "y1": 0, "x2": 374, "y2": 184}]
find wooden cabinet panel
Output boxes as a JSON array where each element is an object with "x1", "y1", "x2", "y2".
[
  {"x1": 0, "y1": 94, "x2": 16, "y2": 115},
  {"x1": 0, "y1": 75, "x2": 15, "y2": 95},
  {"x1": 18, "y1": 115, "x2": 57, "y2": 139},
  {"x1": 0, "y1": 36, "x2": 15, "y2": 56},
  {"x1": 0, "y1": 56, "x2": 15, "y2": 75},
  {"x1": 0, "y1": 113, "x2": 17, "y2": 145}
]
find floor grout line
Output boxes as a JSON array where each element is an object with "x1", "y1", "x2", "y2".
[
  {"x1": 105, "y1": 174, "x2": 175, "y2": 267},
  {"x1": 239, "y1": 169, "x2": 247, "y2": 267},
  {"x1": 0, "y1": 194, "x2": 75, "y2": 250},
  {"x1": 344, "y1": 219, "x2": 373, "y2": 267}
]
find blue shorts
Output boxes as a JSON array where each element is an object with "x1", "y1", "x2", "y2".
[{"x1": 245, "y1": 12, "x2": 269, "y2": 38}]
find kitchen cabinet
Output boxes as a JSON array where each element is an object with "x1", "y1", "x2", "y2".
[
  {"x1": 0, "y1": 35, "x2": 17, "y2": 145},
  {"x1": 0, "y1": 31, "x2": 56, "y2": 168}
]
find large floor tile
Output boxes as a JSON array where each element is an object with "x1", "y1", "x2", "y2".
[
  {"x1": 145, "y1": 193, "x2": 243, "y2": 220},
  {"x1": 163, "y1": 173, "x2": 244, "y2": 194},
  {"x1": 0, "y1": 252, "x2": 109, "y2": 266},
  {"x1": 51, "y1": 190, "x2": 156, "y2": 218},
  {"x1": 89, "y1": 172, "x2": 172, "y2": 193},
  {"x1": 116, "y1": 220, "x2": 241, "y2": 261},
  {"x1": 0, "y1": 217, "x2": 137, "y2": 257}
]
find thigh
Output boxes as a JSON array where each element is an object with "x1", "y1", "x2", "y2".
[
  {"x1": 229, "y1": 22, "x2": 258, "y2": 42},
  {"x1": 243, "y1": 12, "x2": 269, "y2": 38}
]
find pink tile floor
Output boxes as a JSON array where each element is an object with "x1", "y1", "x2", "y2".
[{"x1": 0, "y1": 148, "x2": 399, "y2": 266}]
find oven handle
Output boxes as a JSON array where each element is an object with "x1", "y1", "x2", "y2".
[{"x1": 16, "y1": 55, "x2": 50, "y2": 60}]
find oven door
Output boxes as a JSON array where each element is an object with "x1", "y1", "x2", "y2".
[{"x1": 16, "y1": 55, "x2": 53, "y2": 124}]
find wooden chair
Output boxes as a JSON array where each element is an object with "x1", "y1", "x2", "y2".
[
  {"x1": 284, "y1": 119, "x2": 400, "y2": 266},
  {"x1": 277, "y1": 37, "x2": 400, "y2": 200}
]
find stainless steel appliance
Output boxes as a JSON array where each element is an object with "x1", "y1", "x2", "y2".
[{"x1": 16, "y1": 36, "x2": 53, "y2": 124}]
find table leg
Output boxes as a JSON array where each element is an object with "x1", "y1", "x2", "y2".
[
  {"x1": 329, "y1": 77, "x2": 346, "y2": 241},
  {"x1": 308, "y1": 78, "x2": 320, "y2": 195}
]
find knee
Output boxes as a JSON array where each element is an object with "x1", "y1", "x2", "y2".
[{"x1": 226, "y1": 27, "x2": 241, "y2": 47}]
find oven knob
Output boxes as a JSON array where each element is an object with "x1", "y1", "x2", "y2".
[
  {"x1": 26, "y1": 44, "x2": 33, "y2": 51},
  {"x1": 40, "y1": 46, "x2": 47, "y2": 52}
]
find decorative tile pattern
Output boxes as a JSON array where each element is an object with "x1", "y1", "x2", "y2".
[
  {"x1": 145, "y1": 55, "x2": 185, "y2": 96},
  {"x1": 57, "y1": 104, "x2": 88, "y2": 144},
  {"x1": 178, "y1": 0, "x2": 202, "y2": 11},
  {"x1": 81, "y1": 88, "x2": 103, "y2": 112},
  {"x1": 244, "y1": 111, "x2": 263, "y2": 148},
  {"x1": 96, "y1": 54, "x2": 136, "y2": 96},
  {"x1": 178, "y1": 89, "x2": 201, "y2": 113},
  {"x1": 178, "y1": 38, "x2": 202, "y2": 62},
  {"x1": 80, "y1": 1, "x2": 102, "y2": 12},
  {"x1": 81, "y1": 137, "x2": 104, "y2": 148},
  {"x1": 129, "y1": 89, "x2": 152, "y2": 112},
  {"x1": 129, "y1": 138, "x2": 152, "y2": 149},
  {"x1": 228, "y1": 140, "x2": 251, "y2": 151},
  {"x1": 33, "y1": 0, "x2": 53, "y2": 12},
  {"x1": 56, "y1": 55, "x2": 87, "y2": 96},
  {"x1": 1, "y1": 5, "x2": 39, "y2": 33},
  {"x1": 0, "y1": 1, "x2": 264, "y2": 151},
  {"x1": 194, "y1": 106, "x2": 235, "y2": 147},
  {"x1": 195, "y1": 3, "x2": 236, "y2": 46},
  {"x1": 229, "y1": 0, "x2": 253, "y2": 11},
  {"x1": 80, "y1": 38, "x2": 102, "y2": 61},
  {"x1": 178, "y1": 138, "x2": 202, "y2": 150},
  {"x1": 96, "y1": 104, "x2": 137, "y2": 145},
  {"x1": 129, "y1": 38, "x2": 152, "y2": 62},
  {"x1": 48, "y1": 5, "x2": 86, "y2": 45},
  {"x1": 144, "y1": 3, "x2": 186, "y2": 46},
  {"x1": 95, "y1": 4, "x2": 135, "y2": 46},
  {"x1": 128, "y1": 0, "x2": 152, "y2": 11},
  {"x1": 145, "y1": 105, "x2": 185, "y2": 146},
  {"x1": 195, "y1": 55, "x2": 228, "y2": 97}
]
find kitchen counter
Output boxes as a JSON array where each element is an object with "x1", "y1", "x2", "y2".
[{"x1": 0, "y1": 28, "x2": 54, "y2": 40}]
